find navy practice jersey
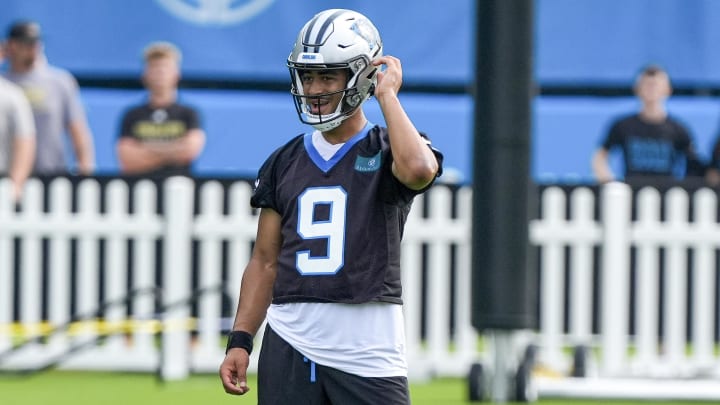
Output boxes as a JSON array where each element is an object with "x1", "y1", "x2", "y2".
[{"x1": 251, "y1": 123, "x2": 443, "y2": 305}]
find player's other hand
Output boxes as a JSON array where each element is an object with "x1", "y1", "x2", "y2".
[
  {"x1": 373, "y1": 55, "x2": 402, "y2": 100},
  {"x1": 219, "y1": 348, "x2": 251, "y2": 395}
]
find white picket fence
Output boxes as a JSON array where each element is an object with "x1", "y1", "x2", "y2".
[
  {"x1": 531, "y1": 182, "x2": 720, "y2": 400},
  {"x1": 2, "y1": 177, "x2": 720, "y2": 400},
  {"x1": 0, "y1": 176, "x2": 475, "y2": 381}
]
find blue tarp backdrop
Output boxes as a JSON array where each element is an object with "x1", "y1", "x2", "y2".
[
  {"x1": 0, "y1": 0, "x2": 471, "y2": 84},
  {"x1": 3, "y1": 0, "x2": 720, "y2": 85}
]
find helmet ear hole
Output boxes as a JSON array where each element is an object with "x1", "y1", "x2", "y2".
[{"x1": 347, "y1": 92, "x2": 361, "y2": 107}]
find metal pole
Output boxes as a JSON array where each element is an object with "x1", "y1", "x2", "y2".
[
  {"x1": 471, "y1": 0, "x2": 536, "y2": 401},
  {"x1": 491, "y1": 329, "x2": 513, "y2": 403}
]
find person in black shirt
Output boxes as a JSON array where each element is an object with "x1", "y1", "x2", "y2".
[
  {"x1": 219, "y1": 9, "x2": 443, "y2": 405},
  {"x1": 116, "y1": 42, "x2": 205, "y2": 177},
  {"x1": 592, "y1": 64, "x2": 705, "y2": 183}
]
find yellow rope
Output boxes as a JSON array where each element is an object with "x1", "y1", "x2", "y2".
[{"x1": 0, "y1": 318, "x2": 198, "y2": 338}]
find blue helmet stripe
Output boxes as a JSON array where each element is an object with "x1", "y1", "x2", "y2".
[{"x1": 303, "y1": 9, "x2": 346, "y2": 54}]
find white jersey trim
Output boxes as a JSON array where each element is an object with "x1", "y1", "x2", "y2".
[{"x1": 311, "y1": 130, "x2": 345, "y2": 160}]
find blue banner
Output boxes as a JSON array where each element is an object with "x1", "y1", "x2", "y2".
[
  {"x1": 0, "y1": 0, "x2": 472, "y2": 84},
  {"x1": 3, "y1": 0, "x2": 720, "y2": 85},
  {"x1": 536, "y1": 0, "x2": 720, "y2": 86}
]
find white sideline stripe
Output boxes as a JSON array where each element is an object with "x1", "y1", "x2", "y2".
[{"x1": 536, "y1": 376, "x2": 720, "y2": 401}]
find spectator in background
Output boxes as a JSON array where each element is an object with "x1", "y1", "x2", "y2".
[
  {"x1": 2, "y1": 20, "x2": 95, "y2": 176},
  {"x1": 591, "y1": 64, "x2": 705, "y2": 183},
  {"x1": 116, "y1": 41, "x2": 205, "y2": 177},
  {"x1": 0, "y1": 45, "x2": 35, "y2": 202}
]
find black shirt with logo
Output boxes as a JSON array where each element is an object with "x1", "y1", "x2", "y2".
[
  {"x1": 602, "y1": 113, "x2": 705, "y2": 179},
  {"x1": 119, "y1": 102, "x2": 201, "y2": 177}
]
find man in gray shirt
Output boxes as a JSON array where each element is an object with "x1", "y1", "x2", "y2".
[
  {"x1": 2, "y1": 20, "x2": 94, "y2": 176},
  {"x1": 0, "y1": 72, "x2": 35, "y2": 201}
]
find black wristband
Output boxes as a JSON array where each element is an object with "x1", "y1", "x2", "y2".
[{"x1": 225, "y1": 330, "x2": 253, "y2": 355}]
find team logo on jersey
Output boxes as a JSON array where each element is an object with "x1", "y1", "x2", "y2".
[
  {"x1": 152, "y1": 109, "x2": 168, "y2": 123},
  {"x1": 155, "y1": 0, "x2": 274, "y2": 26},
  {"x1": 354, "y1": 151, "x2": 381, "y2": 172}
]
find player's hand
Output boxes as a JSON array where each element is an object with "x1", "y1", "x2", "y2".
[
  {"x1": 372, "y1": 55, "x2": 402, "y2": 100},
  {"x1": 219, "y1": 348, "x2": 251, "y2": 395}
]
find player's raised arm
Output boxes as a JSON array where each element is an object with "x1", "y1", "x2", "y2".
[{"x1": 373, "y1": 56, "x2": 440, "y2": 190}]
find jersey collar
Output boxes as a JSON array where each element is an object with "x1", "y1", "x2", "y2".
[{"x1": 304, "y1": 121, "x2": 374, "y2": 173}]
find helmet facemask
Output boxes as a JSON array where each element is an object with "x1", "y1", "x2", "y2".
[{"x1": 289, "y1": 57, "x2": 374, "y2": 132}]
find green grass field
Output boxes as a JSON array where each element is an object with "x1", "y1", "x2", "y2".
[{"x1": 0, "y1": 371, "x2": 711, "y2": 405}]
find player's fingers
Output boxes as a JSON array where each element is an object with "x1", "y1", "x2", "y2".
[
  {"x1": 236, "y1": 379, "x2": 250, "y2": 394},
  {"x1": 221, "y1": 375, "x2": 247, "y2": 395},
  {"x1": 219, "y1": 364, "x2": 248, "y2": 395},
  {"x1": 235, "y1": 366, "x2": 250, "y2": 395},
  {"x1": 376, "y1": 55, "x2": 400, "y2": 68},
  {"x1": 387, "y1": 56, "x2": 402, "y2": 72},
  {"x1": 374, "y1": 56, "x2": 402, "y2": 83}
]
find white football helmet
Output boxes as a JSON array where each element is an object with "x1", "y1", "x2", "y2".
[{"x1": 287, "y1": 9, "x2": 383, "y2": 131}]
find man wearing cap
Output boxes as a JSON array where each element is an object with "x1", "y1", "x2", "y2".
[{"x1": 2, "y1": 20, "x2": 95, "y2": 176}]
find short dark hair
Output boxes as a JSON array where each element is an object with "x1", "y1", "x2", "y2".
[{"x1": 638, "y1": 63, "x2": 666, "y2": 78}]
